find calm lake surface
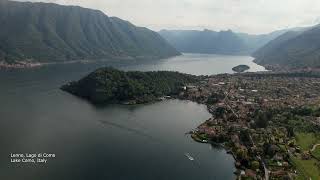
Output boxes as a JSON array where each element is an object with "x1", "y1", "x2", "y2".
[{"x1": 0, "y1": 54, "x2": 265, "y2": 180}]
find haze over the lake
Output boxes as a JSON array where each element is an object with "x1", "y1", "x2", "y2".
[{"x1": 17, "y1": 0, "x2": 320, "y2": 34}]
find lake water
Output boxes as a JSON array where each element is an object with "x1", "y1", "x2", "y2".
[
  {"x1": 120, "y1": 53, "x2": 265, "y2": 75},
  {"x1": 0, "y1": 54, "x2": 264, "y2": 180}
]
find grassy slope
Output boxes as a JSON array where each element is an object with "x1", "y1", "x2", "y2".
[
  {"x1": 291, "y1": 157, "x2": 320, "y2": 180},
  {"x1": 295, "y1": 132, "x2": 319, "y2": 150},
  {"x1": 312, "y1": 146, "x2": 320, "y2": 159},
  {"x1": 292, "y1": 132, "x2": 320, "y2": 179}
]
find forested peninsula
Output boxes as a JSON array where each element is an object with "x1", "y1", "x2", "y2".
[{"x1": 61, "y1": 67, "x2": 199, "y2": 104}]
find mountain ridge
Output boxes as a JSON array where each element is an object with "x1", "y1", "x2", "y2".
[
  {"x1": 0, "y1": 0, "x2": 180, "y2": 64},
  {"x1": 159, "y1": 29, "x2": 291, "y2": 55},
  {"x1": 253, "y1": 25, "x2": 320, "y2": 69}
]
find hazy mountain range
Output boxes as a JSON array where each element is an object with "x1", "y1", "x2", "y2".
[
  {"x1": 0, "y1": 0, "x2": 180, "y2": 64},
  {"x1": 1, "y1": 0, "x2": 320, "y2": 69},
  {"x1": 159, "y1": 29, "x2": 289, "y2": 55},
  {"x1": 253, "y1": 25, "x2": 320, "y2": 69},
  {"x1": 160, "y1": 26, "x2": 320, "y2": 69}
]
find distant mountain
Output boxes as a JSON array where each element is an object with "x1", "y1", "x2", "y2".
[
  {"x1": 253, "y1": 25, "x2": 320, "y2": 69},
  {"x1": 236, "y1": 29, "x2": 291, "y2": 54},
  {"x1": 0, "y1": 0, "x2": 180, "y2": 64},
  {"x1": 159, "y1": 29, "x2": 248, "y2": 55},
  {"x1": 159, "y1": 29, "x2": 291, "y2": 55}
]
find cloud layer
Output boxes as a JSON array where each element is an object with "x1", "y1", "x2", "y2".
[{"x1": 16, "y1": 0, "x2": 320, "y2": 34}]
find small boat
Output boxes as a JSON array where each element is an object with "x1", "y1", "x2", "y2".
[{"x1": 184, "y1": 153, "x2": 194, "y2": 161}]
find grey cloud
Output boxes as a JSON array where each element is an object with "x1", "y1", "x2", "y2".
[{"x1": 15, "y1": 0, "x2": 320, "y2": 34}]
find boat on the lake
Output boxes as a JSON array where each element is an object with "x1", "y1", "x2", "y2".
[{"x1": 184, "y1": 153, "x2": 194, "y2": 161}]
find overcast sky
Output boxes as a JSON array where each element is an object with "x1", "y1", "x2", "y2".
[{"x1": 17, "y1": 0, "x2": 320, "y2": 34}]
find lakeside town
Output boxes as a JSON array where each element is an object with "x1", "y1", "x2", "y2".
[{"x1": 180, "y1": 71, "x2": 320, "y2": 179}]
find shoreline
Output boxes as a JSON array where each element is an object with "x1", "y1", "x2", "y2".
[
  {"x1": 178, "y1": 71, "x2": 320, "y2": 179},
  {"x1": 0, "y1": 59, "x2": 121, "y2": 69},
  {"x1": 0, "y1": 61, "x2": 42, "y2": 69},
  {"x1": 187, "y1": 99, "x2": 245, "y2": 178},
  {"x1": 0, "y1": 54, "x2": 261, "y2": 71},
  {"x1": 0, "y1": 54, "x2": 182, "y2": 70}
]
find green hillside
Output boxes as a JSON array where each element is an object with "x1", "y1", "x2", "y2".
[
  {"x1": 253, "y1": 25, "x2": 320, "y2": 69},
  {"x1": 0, "y1": 0, "x2": 180, "y2": 64}
]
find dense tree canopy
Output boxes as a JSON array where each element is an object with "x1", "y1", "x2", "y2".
[{"x1": 61, "y1": 68, "x2": 198, "y2": 104}]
